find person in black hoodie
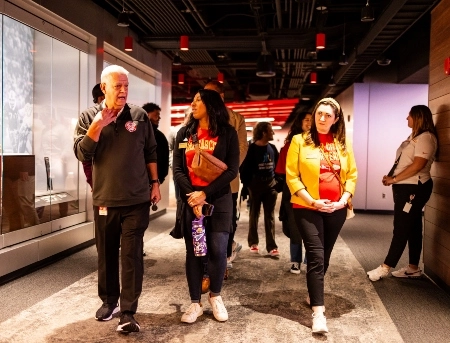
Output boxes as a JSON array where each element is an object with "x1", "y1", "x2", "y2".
[
  {"x1": 172, "y1": 89, "x2": 239, "y2": 324},
  {"x1": 142, "y1": 103, "x2": 169, "y2": 184},
  {"x1": 240, "y1": 122, "x2": 280, "y2": 256}
]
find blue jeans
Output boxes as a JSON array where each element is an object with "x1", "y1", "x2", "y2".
[
  {"x1": 290, "y1": 243, "x2": 302, "y2": 263},
  {"x1": 184, "y1": 227, "x2": 229, "y2": 301}
]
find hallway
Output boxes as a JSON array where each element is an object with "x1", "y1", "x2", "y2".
[{"x1": 0, "y1": 206, "x2": 449, "y2": 342}]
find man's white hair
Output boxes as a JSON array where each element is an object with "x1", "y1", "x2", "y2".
[{"x1": 101, "y1": 65, "x2": 129, "y2": 83}]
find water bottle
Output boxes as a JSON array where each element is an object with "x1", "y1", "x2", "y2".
[{"x1": 192, "y1": 215, "x2": 207, "y2": 257}]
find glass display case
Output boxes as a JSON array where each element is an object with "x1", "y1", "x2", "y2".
[{"x1": 1, "y1": 15, "x2": 88, "y2": 238}]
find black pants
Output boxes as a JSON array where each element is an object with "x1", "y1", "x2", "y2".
[
  {"x1": 384, "y1": 179, "x2": 433, "y2": 268},
  {"x1": 293, "y1": 207, "x2": 346, "y2": 307},
  {"x1": 226, "y1": 192, "x2": 239, "y2": 257},
  {"x1": 248, "y1": 178, "x2": 278, "y2": 252},
  {"x1": 94, "y1": 202, "x2": 150, "y2": 313}
]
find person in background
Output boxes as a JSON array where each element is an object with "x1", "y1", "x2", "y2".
[
  {"x1": 240, "y1": 122, "x2": 280, "y2": 256},
  {"x1": 169, "y1": 107, "x2": 192, "y2": 201},
  {"x1": 82, "y1": 83, "x2": 105, "y2": 189},
  {"x1": 367, "y1": 105, "x2": 438, "y2": 281},
  {"x1": 286, "y1": 97, "x2": 357, "y2": 334},
  {"x1": 275, "y1": 112, "x2": 312, "y2": 274},
  {"x1": 74, "y1": 65, "x2": 161, "y2": 334},
  {"x1": 142, "y1": 103, "x2": 169, "y2": 185},
  {"x1": 172, "y1": 89, "x2": 239, "y2": 324},
  {"x1": 204, "y1": 81, "x2": 248, "y2": 269}
]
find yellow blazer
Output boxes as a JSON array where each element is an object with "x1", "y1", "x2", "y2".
[{"x1": 286, "y1": 133, "x2": 357, "y2": 209}]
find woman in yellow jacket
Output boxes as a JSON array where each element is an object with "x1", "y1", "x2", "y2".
[{"x1": 286, "y1": 97, "x2": 357, "y2": 334}]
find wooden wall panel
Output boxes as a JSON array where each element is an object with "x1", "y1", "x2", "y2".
[
  {"x1": 430, "y1": 161, "x2": 450, "y2": 178},
  {"x1": 426, "y1": 0, "x2": 450, "y2": 290},
  {"x1": 429, "y1": 94, "x2": 450, "y2": 114},
  {"x1": 433, "y1": 111, "x2": 450, "y2": 130}
]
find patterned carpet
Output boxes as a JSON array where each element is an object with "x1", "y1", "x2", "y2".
[{"x1": 0, "y1": 208, "x2": 403, "y2": 343}]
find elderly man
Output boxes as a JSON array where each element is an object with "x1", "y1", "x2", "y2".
[{"x1": 74, "y1": 65, "x2": 161, "y2": 334}]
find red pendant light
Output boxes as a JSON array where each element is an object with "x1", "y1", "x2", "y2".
[
  {"x1": 124, "y1": 36, "x2": 133, "y2": 52},
  {"x1": 217, "y1": 72, "x2": 224, "y2": 83},
  {"x1": 180, "y1": 35, "x2": 189, "y2": 51},
  {"x1": 178, "y1": 74, "x2": 185, "y2": 85},
  {"x1": 316, "y1": 33, "x2": 325, "y2": 50},
  {"x1": 310, "y1": 72, "x2": 317, "y2": 84}
]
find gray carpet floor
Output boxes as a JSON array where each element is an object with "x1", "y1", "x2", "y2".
[
  {"x1": 340, "y1": 213, "x2": 450, "y2": 343},
  {"x1": 0, "y1": 206, "x2": 448, "y2": 342}
]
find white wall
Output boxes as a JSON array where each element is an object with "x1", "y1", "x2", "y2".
[{"x1": 347, "y1": 83, "x2": 429, "y2": 210}]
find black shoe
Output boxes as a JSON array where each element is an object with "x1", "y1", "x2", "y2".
[
  {"x1": 117, "y1": 312, "x2": 140, "y2": 333},
  {"x1": 143, "y1": 250, "x2": 146, "y2": 256},
  {"x1": 95, "y1": 303, "x2": 119, "y2": 321}
]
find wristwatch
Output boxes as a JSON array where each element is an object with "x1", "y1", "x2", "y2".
[{"x1": 150, "y1": 179, "x2": 160, "y2": 185}]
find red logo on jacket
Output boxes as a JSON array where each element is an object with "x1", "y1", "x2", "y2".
[{"x1": 125, "y1": 121, "x2": 137, "y2": 132}]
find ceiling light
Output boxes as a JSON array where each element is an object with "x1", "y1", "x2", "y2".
[
  {"x1": 217, "y1": 52, "x2": 226, "y2": 59},
  {"x1": 117, "y1": 0, "x2": 130, "y2": 27},
  {"x1": 310, "y1": 72, "x2": 317, "y2": 84},
  {"x1": 316, "y1": 5, "x2": 327, "y2": 11},
  {"x1": 339, "y1": 53, "x2": 348, "y2": 66},
  {"x1": 301, "y1": 97, "x2": 311, "y2": 101},
  {"x1": 117, "y1": 12, "x2": 130, "y2": 27},
  {"x1": 361, "y1": 0, "x2": 375, "y2": 22},
  {"x1": 316, "y1": 33, "x2": 325, "y2": 50},
  {"x1": 256, "y1": 54, "x2": 276, "y2": 77},
  {"x1": 339, "y1": 23, "x2": 348, "y2": 66},
  {"x1": 217, "y1": 72, "x2": 224, "y2": 83},
  {"x1": 173, "y1": 54, "x2": 181, "y2": 66},
  {"x1": 328, "y1": 74, "x2": 336, "y2": 87},
  {"x1": 244, "y1": 118, "x2": 275, "y2": 122},
  {"x1": 180, "y1": 35, "x2": 189, "y2": 51},
  {"x1": 124, "y1": 36, "x2": 133, "y2": 52},
  {"x1": 377, "y1": 58, "x2": 391, "y2": 66},
  {"x1": 178, "y1": 74, "x2": 185, "y2": 85}
]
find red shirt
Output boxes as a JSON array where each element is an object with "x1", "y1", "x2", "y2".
[
  {"x1": 275, "y1": 142, "x2": 290, "y2": 175},
  {"x1": 318, "y1": 133, "x2": 341, "y2": 201},
  {"x1": 293, "y1": 133, "x2": 341, "y2": 208},
  {"x1": 186, "y1": 128, "x2": 219, "y2": 186}
]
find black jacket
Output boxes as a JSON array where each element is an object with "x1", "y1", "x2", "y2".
[
  {"x1": 152, "y1": 125, "x2": 170, "y2": 184},
  {"x1": 73, "y1": 103, "x2": 157, "y2": 207}
]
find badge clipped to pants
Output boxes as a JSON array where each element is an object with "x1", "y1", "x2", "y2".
[
  {"x1": 403, "y1": 194, "x2": 415, "y2": 213},
  {"x1": 99, "y1": 206, "x2": 108, "y2": 216}
]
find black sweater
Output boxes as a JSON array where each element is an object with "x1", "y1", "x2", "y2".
[{"x1": 73, "y1": 103, "x2": 157, "y2": 207}]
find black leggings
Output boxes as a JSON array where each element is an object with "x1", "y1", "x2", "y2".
[
  {"x1": 293, "y1": 207, "x2": 346, "y2": 307},
  {"x1": 384, "y1": 179, "x2": 433, "y2": 268}
]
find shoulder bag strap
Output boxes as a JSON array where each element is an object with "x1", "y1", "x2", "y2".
[{"x1": 319, "y1": 145, "x2": 345, "y2": 192}]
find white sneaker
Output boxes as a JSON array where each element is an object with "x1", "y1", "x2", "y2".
[
  {"x1": 181, "y1": 303, "x2": 203, "y2": 323},
  {"x1": 230, "y1": 242, "x2": 243, "y2": 263},
  {"x1": 290, "y1": 262, "x2": 301, "y2": 274},
  {"x1": 312, "y1": 312, "x2": 328, "y2": 334},
  {"x1": 208, "y1": 295, "x2": 228, "y2": 321},
  {"x1": 391, "y1": 265, "x2": 422, "y2": 278},
  {"x1": 227, "y1": 257, "x2": 233, "y2": 269},
  {"x1": 367, "y1": 265, "x2": 391, "y2": 281}
]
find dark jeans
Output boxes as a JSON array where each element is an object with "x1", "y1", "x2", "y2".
[
  {"x1": 293, "y1": 207, "x2": 346, "y2": 307},
  {"x1": 94, "y1": 202, "x2": 150, "y2": 313},
  {"x1": 184, "y1": 225, "x2": 229, "y2": 301},
  {"x1": 247, "y1": 178, "x2": 278, "y2": 252},
  {"x1": 384, "y1": 179, "x2": 433, "y2": 268},
  {"x1": 227, "y1": 192, "x2": 239, "y2": 257}
]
